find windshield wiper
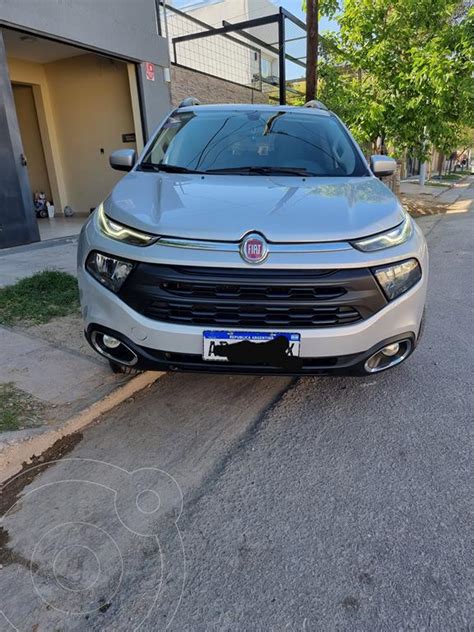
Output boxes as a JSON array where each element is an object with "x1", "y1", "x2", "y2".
[
  {"x1": 137, "y1": 162, "x2": 160, "y2": 172},
  {"x1": 205, "y1": 166, "x2": 315, "y2": 176},
  {"x1": 139, "y1": 163, "x2": 315, "y2": 176},
  {"x1": 138, "y1": 162, "x2": 203, "y2": 174}
]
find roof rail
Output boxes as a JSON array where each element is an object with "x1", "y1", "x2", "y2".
[
  {"x1": 179, "y1": 97, "x2": 201, "y2": 107},
  {"x1": 304, "y1": 100, "x2": 329, "y2": 111}
]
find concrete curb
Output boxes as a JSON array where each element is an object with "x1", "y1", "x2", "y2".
[{"x1": 0, "y1": 370, "x2": 165, "y2": 484}]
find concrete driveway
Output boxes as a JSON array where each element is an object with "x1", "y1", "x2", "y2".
[{"x1": 1, "y1": 208, "x2": 472, "y2": 631}]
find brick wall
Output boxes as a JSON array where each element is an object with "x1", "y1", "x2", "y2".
[{"x1": 171, "y1": 65, "x2": 268, "y2": 106}]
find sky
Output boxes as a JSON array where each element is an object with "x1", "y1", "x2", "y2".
[{"x1": 273, "y1": 0, "x2": 338, "y2": 33}]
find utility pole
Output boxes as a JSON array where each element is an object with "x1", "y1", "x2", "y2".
[{"x1": 305, "y1": 0, "x2": 319, "y2": 102}]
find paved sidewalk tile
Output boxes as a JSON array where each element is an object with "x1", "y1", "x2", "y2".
[
  {"x1": 0, "y1": 326, "x2": 122, "y2": 413},
  {"x1": 401, "y1": 175, "x2": 473, "y2": 216},
  {"x1": 435, "y1": 187, "x2": 465, "y2": 204},
  {"x1": 38, "y1": 216, "x2": 86, "y2": 241},
  {"x1": 400, "y1": 181, "x2": 449, "y2": 197},
  {"x1": 0, "y1": 237, "x2": 78, "y2": 287}
]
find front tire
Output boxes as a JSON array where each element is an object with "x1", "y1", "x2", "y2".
[{"x1": 108, "y1": 359, "x2": 141, "y2": 376}]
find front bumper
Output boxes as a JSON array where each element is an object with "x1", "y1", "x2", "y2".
[
  {"x1": 85, "y1": 323, "x2": 417, "y2": 375},
  {"x1": 78, "y1": 216, "x2": 428, "y2": 375},
  {"x1": 78, "y1": 265, "x2": 427, "y2": 375}
]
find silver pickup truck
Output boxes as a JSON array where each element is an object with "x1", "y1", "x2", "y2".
[{"x1": 78, "y1": 100, "x2": 428, "y2": 375}]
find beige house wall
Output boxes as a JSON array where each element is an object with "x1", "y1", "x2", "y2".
[
  {"x1": 44, "y1": 54, "x2": 136, "y2": 214},
  {"x1": 7, "y1": 53, "x2": 137, "y2": 215},
  {"x1": 171, "y1": 65, "x2": 268, "y2": 106}
]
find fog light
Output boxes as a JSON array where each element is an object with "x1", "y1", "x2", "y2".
[
  {"x1": 364, "y1": 339, "x2": 413, "y2": 373},
  {"x1": 90, "y1": 331, "x2": 138, "y2": 366},
  {"x1": 382, "y1": 342, "x2": 400, "y2": 357},
  {"x1": 103, "y1": 334, "x2": 121, "y2": 349}
]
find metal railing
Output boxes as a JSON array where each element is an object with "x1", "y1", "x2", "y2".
[
  {"x1": 157, "y1": 1, "x2": 308, "y2": 104},
  {"x1": 158, "y1": 1, "x2": 262, "y2": 89}
]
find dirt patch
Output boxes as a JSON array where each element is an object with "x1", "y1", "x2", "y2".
[
  {"x1": 0, "y1": 431, "x2": 83, "y2": 518},
  {"x1": 0, "y1": 314, "x2": 97, "y2": 430},
  {"x1": 0, "y1": 432, "x2": 82, "y2": 574},
  {"x1": 16, "y1": 312, "x2": 95, "y2": 360},
  {"x1": 0, "y1": 525, "x2": 39, "y2": 572},
  {"x1": 402, "y1": 195, "x2": 449, "y2": 217}
]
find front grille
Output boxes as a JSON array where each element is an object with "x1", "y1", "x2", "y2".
[
  {"x1": 144, "y1": 301, "x2": 360, "y2": 327},
  {"x1": 119, "y1": 264, "x2": 387, "y2": 329},
  {"x1": 162, "y1": 281, "x2": 345, "y2": 302}
]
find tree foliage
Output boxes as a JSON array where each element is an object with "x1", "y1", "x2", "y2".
[
  {"x1": 302, "y1": 0, "x2": 340, "y2": 18},
  {"x1": 315, "y1": 0, "x2": 474, "y2": 159}
]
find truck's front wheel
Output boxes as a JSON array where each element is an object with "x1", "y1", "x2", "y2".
[{"x1": 108, "y1": 359, "x2": 141, "y2": 376}]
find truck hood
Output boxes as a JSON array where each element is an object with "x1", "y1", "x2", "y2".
[{"x1": 104, "y1": 172, "x2": 404, "y2": 242}]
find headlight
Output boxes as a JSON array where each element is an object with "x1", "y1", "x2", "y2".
[
  {"x1": 96, "y1": 203, "x2": 158, "y2": 246},
  {"x1": 351, "y1": 215, "x2": 413, "y2": 252},
  {"x1": 372, "y1": 258, "x2": 421, "y2": 300},
  {"x1": 86, "y1": 251, "x2": 134, "y2": 293}
]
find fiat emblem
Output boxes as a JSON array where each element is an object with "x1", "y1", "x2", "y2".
[{"x1": 240, "y1": 232, "x2": 268, "y2": 264}]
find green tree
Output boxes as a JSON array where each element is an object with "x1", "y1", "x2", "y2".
[{"x1": 316, "y1": 0, "x2": 474, "y2": 159}]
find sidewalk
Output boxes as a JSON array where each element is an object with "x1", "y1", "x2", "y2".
[
  {"x1": 0, "y1": 235, "x2": 78, "y2": 287},
  {"x1": 0, "y1": 236, "x2": 110, "y2": 429},
  {"x1": 400, "y1": 175, "x2": 473, "y2": 216},
  {"x1": 0, "y1": 236, "x2": 162, "y2": 478},
  {"x1": 37, "y1": 215, "x2": 86, "y2": 241},
  {"x1": 400, "y1": 180, "x2": 451, "y2": 198}
]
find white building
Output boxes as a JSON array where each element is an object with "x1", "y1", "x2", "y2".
[{"x1": 166, "y1": 0, "x2": 280, "y2": 88}]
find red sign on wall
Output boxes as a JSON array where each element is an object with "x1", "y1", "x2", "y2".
[{"x1": 145, "y1": 62, "x2": 155, "y2": 81}]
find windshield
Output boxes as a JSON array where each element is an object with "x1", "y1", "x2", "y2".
[{"x1": 140, "y1": 109, "x2": 368, "y2": 177}]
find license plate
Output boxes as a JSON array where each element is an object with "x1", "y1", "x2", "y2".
[{"x1": 203, "y1": 330, "x2": 301, "y2": 362}]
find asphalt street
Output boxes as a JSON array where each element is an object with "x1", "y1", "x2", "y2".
[{"x1": 1, "y1": 205, "x2": 472, "y2": 631}]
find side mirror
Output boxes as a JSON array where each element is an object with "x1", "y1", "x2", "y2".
[
  {"x1": 109, "y1": 149, "x2": 137, "y2": 172},
  {"x1": 370, "y1": 155, "x2": 397, "y2": 177}
]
